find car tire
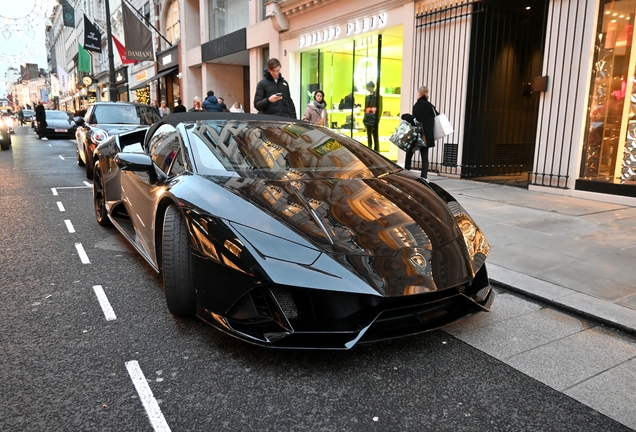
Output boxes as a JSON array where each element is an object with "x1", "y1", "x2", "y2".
[
  {"x1": 77, "y1": 144, "x2": 85, "y2": 167},
  {"x1": 93, "y1": 161, "x2": 111, "y2": 227},
  {"x1": 85, "y1": 146, "x2": 94, "y2": 180},
  {"x1": 0, "y1": 138, "x2": 10, "y2": 150},
  {"x1": 162, "y1": 204, "x2": 196, "y2": 317}
]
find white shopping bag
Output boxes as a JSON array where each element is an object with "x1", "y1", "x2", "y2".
[{"x1": 433, "y1": 113, "x2": 453, "y2": 140}]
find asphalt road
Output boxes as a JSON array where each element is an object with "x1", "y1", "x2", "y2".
[{"x1": 0, "y1": 126, "x2": 630, "y2": 431}]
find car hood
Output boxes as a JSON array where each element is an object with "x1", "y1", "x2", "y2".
[
  {"x1": 180, "y1": 173, "x2": 483, "y2": 295},
  {"x1": 93, "y1": 123, "x2": 146, "y2": 135},
  {"x1": 46, "y1": 119, "x2": 76, "y2": 128},
  {"x1": 215, "y1": 175, "x2": 462, "y2": 257}
]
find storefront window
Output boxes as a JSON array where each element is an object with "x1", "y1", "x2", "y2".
[
  {"x1": 166, "y1": 0, "x2": 180, "y2": 44},
  {"x1": 583, "y1": 0, "x2": 636, "y2": 184},
  {"x1": 300, "y1": 30, "x2": 403, "y2": 159}
]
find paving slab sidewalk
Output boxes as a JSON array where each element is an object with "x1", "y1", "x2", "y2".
[{"x1": 428, "y1": 175, "x2": 636, "y2": 336}]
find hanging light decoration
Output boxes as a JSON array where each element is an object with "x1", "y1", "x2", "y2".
[{"x1": 0, "y1": 0, "x2": 57, "y2": 67}]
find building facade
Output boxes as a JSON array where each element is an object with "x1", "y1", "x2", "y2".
[{"x1": 43, "y1": 0, "x2": 636, "y2": 205}]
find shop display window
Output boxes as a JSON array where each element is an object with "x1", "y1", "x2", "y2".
[
  {"x1": 300, "y1": 30, "x2": 403, "y2": 159},
  {"x1": 583, "y1": 0, "x2": 636, "y2": 184}
]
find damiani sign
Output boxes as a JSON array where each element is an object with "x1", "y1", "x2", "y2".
[{"x1": 298, "y1": 13, "x2": 387, "y2": 48}]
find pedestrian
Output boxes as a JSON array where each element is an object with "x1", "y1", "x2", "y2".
[
  {"x1": 363, "y1": 81, "x2": 381, "y2": 152},
  {"x1": 18, "y1": 108, "x2": 24, "y2": 126},
  {"x1": 173, "y1": 99, "x2": 186, "y2": 113},
  {"x1": 302, "y1": 89, "x2": 327, "y2": 126},
  {"x1": 202, "y1": 91, "x2": 222, "y2": 112},
  {"x1": 34, "y1": 101, "x2": 46, "y2": 139},
  {"x1": 218, "y1": 97, "x2": 229, "y2": 112},
  {"x1": 151, "y1": 100, "x2": 158, "y2": 109},
  {"x1": 404, "y1": 86, "x2": 438, "y2": 179},
  {"x1": 253, "y1": 58, "x2": 297, "y2": 118},
  {"x1": 159, "y1": 100, "x2": 171, "y2": 117},
  {"x1": 229, "y1": 102, "x2": 244, "y2": 113},
  {"x1": 189, "y1": 97, "x2": 204, "y2": 112}
]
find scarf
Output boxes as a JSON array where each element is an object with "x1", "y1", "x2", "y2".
[{"x1": 313, "y1": 100, "x2": 325, "y2": 112}]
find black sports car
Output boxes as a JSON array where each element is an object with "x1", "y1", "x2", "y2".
[
  {"x1": 92, "y1": 112, "x2": 493, "y2": 349},
  {"x1": 35, "y1": 110, "x2": 78, "y2": 139},
  {"x1": 75, "y1": 101, "x2": 161, "y2": 180}
]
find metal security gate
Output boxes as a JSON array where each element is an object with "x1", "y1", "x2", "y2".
[{"x1": 412, "y1": 0, "x2": 548, "y2": 180}]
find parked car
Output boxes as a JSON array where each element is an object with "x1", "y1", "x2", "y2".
[
  {"x1": 91, "y1": 112, "x2": 494, "y2": 350},
  {"x1": 21, "y1": 109, "x2": 35, "y2": 126},
  {"x1": 34, "y1": 110, "x2": 78, "y2": 139},
  {"x1": 0, "y1": 118, "x2": 11, "y2": 150},
  {"x1": 75, "y1": 101, "x2": 160, "y2": 179}
]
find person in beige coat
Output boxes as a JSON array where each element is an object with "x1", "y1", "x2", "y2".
[{"x1": 302, "y1": 89, "x2": 327, "y2": 126}]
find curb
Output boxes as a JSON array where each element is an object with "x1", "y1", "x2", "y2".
[{"x1": 488, "y1": 264, "x2": 636, "y2": 337}]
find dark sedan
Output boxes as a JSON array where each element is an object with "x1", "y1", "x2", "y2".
[
  {"x1": 75, "y1": 101, "x2": 161, "y2": 179},
  {"x1": 35, "y1": 110, "x2": 77, "y2": 139},
  {"x1": 92, "y1": 112, "x2": 494, "y2": 350}
]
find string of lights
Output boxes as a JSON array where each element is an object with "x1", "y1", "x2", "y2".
[{"x1": 0, "y1": 1, "x2": 57, "y2": 67}]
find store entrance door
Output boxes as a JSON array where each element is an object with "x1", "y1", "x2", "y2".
[{"x1": 414, "y1": 0, "x2": 548, "y2": 183}]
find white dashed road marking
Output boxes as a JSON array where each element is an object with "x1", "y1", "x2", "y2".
[
  {"x1": 92, "y1": 285, "x2": 116, "y2": 321},
  {"x1": 125, "y1": 361, "x2": 171, "y2": 432},
  {"x1": 56, "y1": 201, "x2": 65, "y2": 212},
  {"x1": 64, "y1": 219, "x2": 75, "y2": 233},
  {"x1": 75, "y1": 243, "x2": 90, "y2": 264}
]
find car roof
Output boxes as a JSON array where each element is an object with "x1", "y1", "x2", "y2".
[{"x1": 144, "y1": 112, "x2": 297, "y2": 148}]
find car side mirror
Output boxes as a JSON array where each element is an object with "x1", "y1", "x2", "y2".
[
  {"x1": 74, "y1": 117, "x2": 85, "y2": 126},
  {"x1": 114, "y1": 153, "x2": 163, "y2": 184}
]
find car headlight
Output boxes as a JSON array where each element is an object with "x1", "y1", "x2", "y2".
[
  {"x1": 455, "y1": 213, "x2": 489, "y2": 261},
  {"x1": 90, "y1": 129, "x2": 109, "y2": 144}
]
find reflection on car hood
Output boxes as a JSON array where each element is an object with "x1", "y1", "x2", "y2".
[
  {"x1": 211, "y1": 174, "x2": 473, "y2": 295},
  {"x1": 216, "y1": 174, "x2": 462, "y2": 256}
]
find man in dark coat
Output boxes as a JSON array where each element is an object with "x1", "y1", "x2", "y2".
[
  {"x1": 405, "y1": 86, "x2": 438, "y2": 178},
  {"x1": 253, "y1": 58, "x2": 297, "y2": 118},
  {"x1": 34, "y1": 101, "x2": 46, "y2": 139},
  {"x1": 202, "y1": 91, "x2": 222, "y2": 112},
  {"x1": 364, "y1": 81, "x2": 382, "y2": 152}
]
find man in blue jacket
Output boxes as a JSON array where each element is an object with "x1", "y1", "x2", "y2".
[
  {"x1": 253, "y1": 58, "x2": 297, "y2": 118},
  {"x1": 202, "y1": 91, "x2": 222, "y2": 112}
]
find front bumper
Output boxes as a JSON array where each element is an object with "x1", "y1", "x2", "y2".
[{"x1": 199, "y1": 263, "x2": 494, "y2": 350}]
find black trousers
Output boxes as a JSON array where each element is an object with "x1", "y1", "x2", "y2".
[
  {"x1": 366, "y1": 125, "x2": 380, "y2": 152},
  {"x1": 404, "y1": 145, "x2": 429, "y2": 178}
]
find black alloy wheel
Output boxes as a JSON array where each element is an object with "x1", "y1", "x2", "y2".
[
  {"x1": 0, "y1": 138, "x2": 10, "y2": 151},
  {"x1": 162, "y1": 204, "x2": 197, "y2": 317},
  {"x1": 93, "y1": 161, "x2": 111, "y2": 227}
]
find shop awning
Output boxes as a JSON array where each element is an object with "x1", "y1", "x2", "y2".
[{"x1": 130, "y1": 66, "x2": 178, "y2": 91}]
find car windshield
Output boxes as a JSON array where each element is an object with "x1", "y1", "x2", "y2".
[
  {"x1": 92, "y1": 105, "x2": 160, "y2": 125},
  {"x1": 46, "y1": 111, "x2": 72, "y2": 120},
  {"x1": 23, "y1": 110, "x2": 34, "y2": 116},
  {"x1": 184, "y1": 120, "x2": 399, "y2": 179}
]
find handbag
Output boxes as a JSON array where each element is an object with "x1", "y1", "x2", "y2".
[
  {"x1": 363, "y1": 111, "x2": 377, "y2": 127},
  {"x1": 389, "y1": 119, "x2": 426, "y2": 151},
  {"x1": 433, "y1": 108, "x2": 453, "y2": 140}
]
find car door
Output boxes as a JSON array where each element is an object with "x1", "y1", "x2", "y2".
[{"x1": 119, "y1": 123, "x2": 183, "y2": 266}]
